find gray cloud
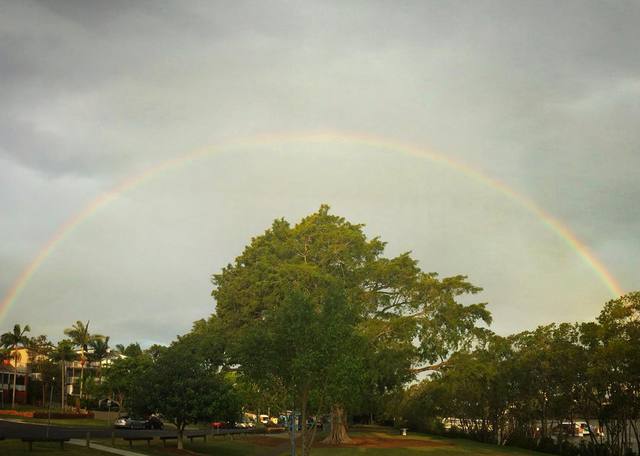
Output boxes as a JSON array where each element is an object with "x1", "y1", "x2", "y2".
[{"x1": 1, "y1": 0, "x2": 638, "y2": 344}]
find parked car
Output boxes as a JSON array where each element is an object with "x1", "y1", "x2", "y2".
[
  {"x1": 146, "y1": 414, "x2": 164, "y2": 430},
  {"x1": 235, "y1": 421, "x2": 256, "y2": 429},
  {"x1": 552, "y1": 421, "x2": 596, "y2": 437},
  {"x1": 114, "y1": 416, "x2": 147, "y2": 429},
  {"x1": 113, "y1": 415, "x2": 163, "y2": 430},
  {"x1": 211, "y1": 421, "x2": 232, "y2": 429}
]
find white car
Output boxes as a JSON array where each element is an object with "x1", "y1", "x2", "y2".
[{"x1": 235, "y1": 421, "x2": 256, "y2": 429}]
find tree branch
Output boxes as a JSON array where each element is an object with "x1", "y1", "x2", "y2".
[{"x1": 410, "y1": 360, "x2": 449, "y2": 374}]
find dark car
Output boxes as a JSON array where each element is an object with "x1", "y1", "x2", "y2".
[
  {"x1": 114, "y1": 416, "x2": 147, "y2": 429},
  {"x1": 113, "y1": 414, "x2": 163, "y2": 430},
  {"x1": 146, "y1": 414, "x2": 164, "y2": 430}
]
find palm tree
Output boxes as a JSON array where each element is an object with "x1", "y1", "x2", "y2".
[
  {"x1": 50, "y1": 340, "x2": 77, "y2": 411},
  {"x1": 1, "y1": 324, "x2": 31, "y2": 409},
  {"x1": 88, "y1": 336, "x2": 110, "y2": 380},
  {"x1": 63, "y1": 321, "x2": 103, "y2": 401},
  {"x1": 114, "y1": 342, "x2": 142, "y2": 358}
]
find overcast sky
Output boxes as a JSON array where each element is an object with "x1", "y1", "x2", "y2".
[{"x1": 1, "y1": 0, "x2": 638, "y2": 347}]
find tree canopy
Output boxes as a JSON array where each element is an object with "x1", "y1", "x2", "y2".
[
  {"x1": 400, "y1": 291, "x2": 640, "y2": 456},
  {"x1": 212, "y1": 205, "x2": 491, "y2": 452},
  {"x1": 102, "y1": 321, "x2": 240, "y2": 450}
]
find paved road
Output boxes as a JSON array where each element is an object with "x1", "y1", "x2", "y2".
[{"x1": 0, "y1": 419, "x2": 250, "y2": 439}]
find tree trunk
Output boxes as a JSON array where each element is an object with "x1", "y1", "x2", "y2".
[
  {"x1": 304, "y1": 414, "x2": 321, "y2": 456},
  {"x1": 322, "y1": 404, "x2": 352, "y2": 445},
  {"x1": 61, "y1": 362, "x2": 65, "y2": 410},
  {"x1": 11, "y1": 353, "x2": 18, "y2": 408},
  {"x1": 79, "y1": 358, "x2": 85, "y2": 403},
  {"x1": 300, "y1": 386, "x2": 312, "y2": 456},
  {"x1": 177, "y1": 427, "x2": 184, "y2": 450},
  {"x1": 117, "y1": 393, "x2": 125, "y2": 415}
]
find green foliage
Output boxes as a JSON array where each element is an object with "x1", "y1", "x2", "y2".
[
  {"x1": 212, "y1": 205, "x2": 491, "y2": 452},
  {"x1": 1, "y1": 323, "x2": 31, "y2": 352},
  {"x1": 115, "y1": 342, "x2": 143, "y2": 358},
  {"x1": 400, "y1": 291, "x2": 640, "y2": 456},
  {"x1": 104, "y1": 321, "x2": 240, "y2": 444},
  {"x1": 26, "y1": 334, "x2": 57, "y2": 405},
  {"x1": 137, "y1": 333, "x2": 240, "y2": 431},
  {"x1": 50, "y1": 339, "x2": 78, "y2": 364},
  {"x1": 101, "y1": 354, "x2": 151, "y2": 412},
  {"x1": 63, "y1": 320, "x2": 105, "y2": 401},
  {"x1": 237, "y1": 287, "x2": 366, "y2": 411},
  {"x1": 88, "y1": 336, "x2": 110, "y2": 363},
  {"x1": 63, "y1": 320, "x2": 104, "y2": 353},
  {"x1": 1, "y1": 323, "x2": 31, "y2": 408}
]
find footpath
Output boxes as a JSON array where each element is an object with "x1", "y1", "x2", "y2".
[{"x1": 69, "y1": 439, "x2": 146, "y2": 456}]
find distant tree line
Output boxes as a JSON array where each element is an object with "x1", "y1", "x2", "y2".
[
  {"x1": 400, "y1": 292, "x2": 640, "y2": 456},
  {"x1": 1, "y1": 319, "x2": 240, "y2": 450}
]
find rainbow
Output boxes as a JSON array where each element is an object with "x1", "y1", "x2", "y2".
[{"x1": 0, "y1": 131, "x2": 624, "y2": 321}]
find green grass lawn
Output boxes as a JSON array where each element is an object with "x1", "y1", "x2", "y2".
[
  {"x1": 0, "y1": 439, "x2": 113, "y2": 456},
  {"x1": 0, "y1": 429, "x2": 546, "y2": 455},
  {"x1": 93, "y1": 433, "x2": 260, "y2": 456},
  {"x1": 92, "y1": 430, "x2": 543, "y2": 456}
]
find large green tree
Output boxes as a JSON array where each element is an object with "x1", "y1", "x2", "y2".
[
  {"x1": 237, "y1": 287, "x2": 366, "y2": 454},
  {"x1": 579, "y1": 291, "x2": 640, "y2": 453},
  {"x1": 212, "y1": 206, "x2": 491, "y2": 449},
  {"x1": 101, "y1": 353, "x2": 150, "y2": 414},
  {"x1": 130, "y1": 326, "x2": 240, "y2": 450}
]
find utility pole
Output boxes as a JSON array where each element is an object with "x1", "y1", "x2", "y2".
[{"x1": 46, "y1": 377, "x2": 55, "y2": 438}]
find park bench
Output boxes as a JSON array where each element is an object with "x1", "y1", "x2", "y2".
[
  {"x1": 122, "y1": 436, "x2": 153, "y2": 448},
  {"x1": 22, "y1": 437, "x2": 70, "y2": 451}
]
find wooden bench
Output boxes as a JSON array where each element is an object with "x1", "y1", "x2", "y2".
[
  {"x1": 187, "y1": 433, "x2": 207, "y2": 443},
  {"x1": 122, "y1": 436, "x2": 153, "y2": 448},
  {"x1": 22, "y1": 437, "x2": 70, "y2": 451}
]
